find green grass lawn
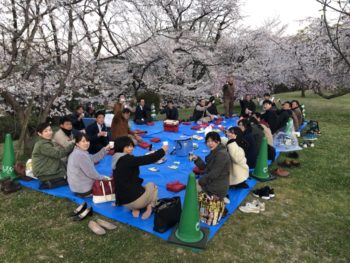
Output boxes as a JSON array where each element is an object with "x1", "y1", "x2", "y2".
[{"x1": 1, "y1": 91, "x2": 350, "y2": 262}]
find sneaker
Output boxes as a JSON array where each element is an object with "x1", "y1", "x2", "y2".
[
  {"x1": 239, "y1": 202, "x2": 260, "y2": 213},
  {"x1": 269, "y1": 188, "x2": 275, "y2": 198},
  {"x1": 251, "y1": 199, "x2": 265, "y2": 211},
  {"x1": 252, "y1": 186, "x2": 271, "y2": 200}
]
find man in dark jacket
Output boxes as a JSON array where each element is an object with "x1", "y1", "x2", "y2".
[
  {"x1": 207, "y1": 96, "x2": 219, "y2": 116},
  {"x1": 159, "y1": 100, "x2": 179, "y2": 120},
  {"x1": 86, "y1": 111, "x2": 109, "y2": 154},
  {"x1": 239, "y1": 94, "x2": 256, "y2": 116},
  {"x1": 134, "y1": 98, "x2": 152, "y2": 124},
  {"x1": 261, "y1": 100, "x2": 278, "y2": 134},
  {"x1": 222, "y1": 77, "x2": 235, "y2": 118}
]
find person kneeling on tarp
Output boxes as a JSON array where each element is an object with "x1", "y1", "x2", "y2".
[
  {"x1": 190, "y1": 132, "x2": 230, "y2": 199},
  {"x1": 112, "y1": 136, "x2": 168, "y2": 219},
  {"x1": 67, "y1": 133, "x2": 111, "y2": 197},
  {"x1": 32, "y1": 122, "x2": 74, "y2": 189}
]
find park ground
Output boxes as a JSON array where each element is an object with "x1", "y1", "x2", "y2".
[{"x1": 0, "y1": 91, "x2": 349, "y2": 262}]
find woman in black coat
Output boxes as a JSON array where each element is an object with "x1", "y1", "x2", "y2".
[
  {"x1": 112, "y1": 136, "x2": 168, "y2": 219},
  {"x1": 238, "y1": 119, "x2": 258, "y2": 169},
  {"x1": 191, "y1": 132, "x2": 230, "y2": 199}
]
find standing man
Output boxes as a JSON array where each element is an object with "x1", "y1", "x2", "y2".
[{"x1": 222, "y1": 76, "x2": 235, "y2": 118}]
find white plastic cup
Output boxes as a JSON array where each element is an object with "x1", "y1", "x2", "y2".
[
  {"x1": 163, "y1": 141, "x2": 168, "y2": 146},
  {"x1": 109, "y1": 141, "x2": 114, "y2": 148}
]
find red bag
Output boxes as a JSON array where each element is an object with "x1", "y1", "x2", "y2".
[
  {"x1": 92, "y1": 178, "x2": 116, "y2": 204},
  {"x1": 217, "y1": 117, "x2": 224, "y2": 121},
  {"x1": 138, "y1": 142, "x2": 151, "y2": 149},
  {"x1": 150, "y1": 138, "x2": 161, "y2": 143},
  {"x1": 191, "y1": 125, "x2": 201, "y2": 130},
  {"x1": 214, "y1": 120, "x2": 222, "y2": 125},
  {"x1": 166, "y1": 181, "x2": 186, "y2": 192},
  {"x1": 193, "y1": 166, "x2": 205, "y2": 175}
]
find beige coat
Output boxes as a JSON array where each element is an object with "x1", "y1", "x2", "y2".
[
  {"x1": 226, "y1": 141, "x2": 249, "y2": 186},
  {"x1": 53, "y1": 129, "x2": 75, "y2": 149},
  {"x1": 260, "y1": 123, "x2": 273, "y2": 146}
]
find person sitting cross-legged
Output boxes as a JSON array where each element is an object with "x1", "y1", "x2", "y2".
[
  {"x1": 134, "y1": 98, "x2": 152, "y2": 124},
  {"x1": 111, "y1": 108, "x2": 142, "y2": 144},
  {"x1": 192, "y1": 98, "x2": 214, "y2": 123},
  {"x1": 86, "y1": 111, "x2": 109, "y2": 154},
  {"x1": 112, "y1": 136, "x2": 168, "y2": 219},
  {"x1": 32, "y1": 122, "x2": 74, "y2": 189},
  {"x1": 159, "y1": 100, "x2": 179, "y2": 120}
]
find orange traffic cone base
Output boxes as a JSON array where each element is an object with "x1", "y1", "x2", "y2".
[{"x1": 168, "y1": 224, "x2": 210, "y2": 249}]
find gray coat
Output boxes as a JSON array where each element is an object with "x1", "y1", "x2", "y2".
[
  {"x1": 195, "y1": 144, "x2": 230, "y2": 199},
  {"x1": 67, "y1": 147, "x2": 107, "y2": 193}
]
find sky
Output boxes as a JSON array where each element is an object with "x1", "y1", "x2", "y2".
[{"x1": 240, "y1": 0, "x2": 324, "y2": 34}]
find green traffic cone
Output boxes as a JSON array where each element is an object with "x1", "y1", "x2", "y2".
[
  {"x1": 251, "y1": 137, "x2": 274, "y2": 182},
  {"x1": 0, "y1": 134, "x2": 16, "y2": 180},
  {"x1": 168, "y1": 172, "x2": 209, "y2": 249}
]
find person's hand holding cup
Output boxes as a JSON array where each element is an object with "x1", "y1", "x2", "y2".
[
  {"x1": 162, "y1": 141, "x2": 169, "y2": 153},
  {"x1": 109, "y1": 141, "x2": 114, "y2": 149},
  {"x1": 188, "y1": 153, "x2": 197, "y2": 161}
]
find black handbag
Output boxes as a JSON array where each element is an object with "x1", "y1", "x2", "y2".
[{"x1": 153, "y1": 196, "x2": 182, "y2": 233}]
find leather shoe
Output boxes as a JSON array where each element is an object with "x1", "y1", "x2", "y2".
[
  {"x1": 1, "y1": 178, "x2": 22, "y2": 194},
  {"x1": 96, "y1": 219, "x2": 117, "y2": 230},
  {"x1": 69, "y1": 202, "x2": 87, "y2": 217},
  {"x1": 88, "y1": 220, "x2": 106, "y2": 235},
  {"x1": 72, "y1": 207, "x2": 93, "y2": 221},
  {"x1": 272, "y1": 168, "x2": 290, "y2": 177}
]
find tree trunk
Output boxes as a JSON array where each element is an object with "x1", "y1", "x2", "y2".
[
  {"x1": 15, "y1": 100, "x2": 33, "y2": 159},
  {"x1": 301, "y1": 87, "x2": 305, "y2": 97}
]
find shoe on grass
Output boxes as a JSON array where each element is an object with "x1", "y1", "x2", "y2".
[
  {"x1": 252, "y1": 186, "x2": 271, "y2": 200},
  {"x1": 88, "y1": 220, "x2": 106, "y2": 235},
  {"x1": 239, "y1": 201, "x2": 261, "y2": 213},
  {"x1": 96, "y1": 219, "x2": 117, "y2": 230},
  {"x1": 251, "y1": 199, "x2": 265, "y2": 212},
  {"x1": 272, "y1": 168, "x2": 290, "y2": 177}
]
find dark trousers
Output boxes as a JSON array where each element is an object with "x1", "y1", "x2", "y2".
[{"x1": 223, "y1": 99, "x2": 234, "y2": 117}]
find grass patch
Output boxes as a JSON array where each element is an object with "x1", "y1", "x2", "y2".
[{"x1": 0, "y1": 91, "x2": 349, "y2": 262}]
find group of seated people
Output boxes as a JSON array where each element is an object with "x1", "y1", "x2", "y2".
[{"x1": 30, "y1": 92, "x2": 304, "y2": 221}]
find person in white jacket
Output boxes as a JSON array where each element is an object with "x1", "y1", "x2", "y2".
[{"x1": 225, "y1": 127, "x2": 250, "y2": 188}]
